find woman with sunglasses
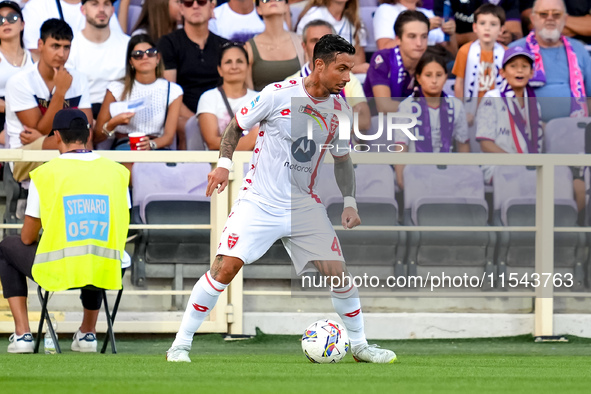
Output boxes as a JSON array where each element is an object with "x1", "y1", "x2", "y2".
[
  {"x1": 295, "y1": 0, "x2": 369, "y2": 74},
  {"x1": 95, "y1": 34, "x2": 183, "y2": 151},
  {"x1": 0, "y1": 1, "x2": 33, "y2": 146},
  {"x1": 197, "y1": 43, "x2": 259, "y2": 150},
  {"x1": 245, "y1": 0, "x2": 304, "y2": 91}
]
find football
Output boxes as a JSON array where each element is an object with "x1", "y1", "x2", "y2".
[{"x1": 301, "y1": 319, "x2": 349, "y2": 363}]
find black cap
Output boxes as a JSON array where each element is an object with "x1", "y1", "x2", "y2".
[
  {"x1": 52, "y1": 109, "x2": 90, "y2": 132},
  {"x1": 0, "y1": 1, "x2": 23, "y2": 19}
]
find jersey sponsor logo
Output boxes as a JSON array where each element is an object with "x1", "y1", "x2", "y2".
[
  {"x1": 250, "y1": 95, "x2": 260, "y2": 108},
  {"x1": 192, "y1": 303, "x2": 209, "y2": 312},
  {"x1": 274, "y1": 83, "x2": 282, "y2": 89},
  {"x1": 228, "y1": 233, "x2": 239, "y2": 249},
  {"x1": 284, "y1": 160, "x2": 313, "y2": 173},
  {"x1": 289, "y1": 80, "x2": 297, "y2": 85},
  {"x1": 240, "y1": 107, "x2": 248, "y2": 115},
  {"x1": 291, "y1": 137, "x2": 317, "y2": 162},
  {"x1": 280, "y1": 109, "x2": 291, "y2": 116}
]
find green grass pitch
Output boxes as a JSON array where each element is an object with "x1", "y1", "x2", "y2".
[{"x1": 1, "y1": 331, "x2": 590, "y2": 394}]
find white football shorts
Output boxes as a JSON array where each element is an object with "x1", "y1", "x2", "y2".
[{"x1": 216, "y1": 198, "x2": 345, "y2": 275}]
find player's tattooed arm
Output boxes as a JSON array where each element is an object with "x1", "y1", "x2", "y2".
[
  {"x1": 333, "y1": 153, "x2": 355, "y2": 198},
  {"x1": 219, "y1": 117, "x2": 243, "y2": 160}
]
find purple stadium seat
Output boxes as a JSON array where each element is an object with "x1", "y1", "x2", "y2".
[
  {"x1": 544, "y1": 117, "x2": 591, "y2": 154},
  {"x1": 403, "y1": 165, "x2": 494, "y2": 282},
  {"x1": 127, "y1": 5, "x2": 142, "y2": 35},
  {"x1": 130, "y1": 162, "x2": 211, "y2": 304},
  {"x1": 186, "y1": 115, "x2": 207, "y2": 151},
  {"x1": 492, "y1": 165, "x2": 586, "y2": 289},
  {"x1": 315, "y1": 164, "x2": 405, "y2": 277}
]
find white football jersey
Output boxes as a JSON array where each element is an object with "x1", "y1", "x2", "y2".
[{"x1": 235, "y1": 77, "x2": 352, "y2": 210}]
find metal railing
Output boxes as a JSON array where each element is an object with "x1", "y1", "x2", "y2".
[{"x1": 0, "y1": 149, "x2": 590, "y2": 336}]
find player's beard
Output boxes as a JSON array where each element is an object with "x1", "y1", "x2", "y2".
[{"x1": 88, "y1": 16, "x2": 109, "y2": 29}]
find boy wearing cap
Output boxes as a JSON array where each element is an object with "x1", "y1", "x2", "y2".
[
  {"x1": 0, "y1": 108, "x2": 130, "y2": 354},
  {"x1": 476, "y1": 46, "x2": 543, "y2": 184}
]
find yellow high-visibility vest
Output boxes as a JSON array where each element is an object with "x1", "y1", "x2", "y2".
[{"x1": 30, "y1": 155, "x2": 130, "y2": 291}]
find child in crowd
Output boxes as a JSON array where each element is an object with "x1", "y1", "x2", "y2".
[
  {"x1": 452, "y1": 4, "x2": 506, "y2": 129},
  {"x1": 395, "y1": 47, "x2": 470, "y2": 189},
  {"x1": 476, "y1": 46, "x2": 543, "y2": 184}
]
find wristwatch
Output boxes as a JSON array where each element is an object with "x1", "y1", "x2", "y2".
[
  {"x1": 149, "y1": 140, "x2": 157, "y2": 150},
  {"x1": 102, "y1": 122, "x2": 115, "y2": 137}
]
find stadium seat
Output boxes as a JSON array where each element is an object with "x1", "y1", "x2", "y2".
[
  {"x1": 492, "y1": 165, "x2": 587, "y2": 290},
  {"x1": 126, "y1": 5, "x2": 142, "y2": 35},
  {"x1": 403, "y1": 165, "x2": 495, "y2": 284},
  {"x1": 131, "y1": 162, "x2": 211, "y2": 309},
  {"x1": 316, "y1": 164, "x2": 406, "y2": 279},
  {"x1": 185, "y1": 115, "x2": 208, "y2": 151},
  {"x1": 544, "y1": 116, "x2": 591, "y2": 154},
  {"x1": 360, "y1": 6, "x2": 378, "y2": 55}
]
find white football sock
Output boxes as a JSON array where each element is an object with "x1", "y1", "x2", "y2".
[
  {"x1": 172, "y1": 271, "x2": 228, "y2": 348},
  {"x1": 331, "y1": 283, "x2": 367, "y2": 347}
]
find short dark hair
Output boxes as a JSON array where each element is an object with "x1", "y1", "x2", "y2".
[
  {"x1": 473, "y1": 3, "x2": 506, "y2": 26},
  {"x1": 394, "y1": 10, "x2": 430, "y2": 38},
  {"x1": 415, "y1": 46, "x2": 448, "y2": 77},
  {"x1": 56, "y1": 119, "x2": 90, "y2": 144},
  {"x1": 302, "y1": 19, "x2": 335, "y2": 43},
  {"x1": 312, "y1": 34, "x2": 355, "y2": 66},
  {"x1": 40, "y1": 18, "x2": 73, "y2": 43},
  {"x1": 219, "y1": 42, "x2": 249, "y2": 66}
]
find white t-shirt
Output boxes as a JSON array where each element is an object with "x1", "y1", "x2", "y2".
[
  {"x1": 296, "y1": 6, "x2": 367, "y2": 47},
  {"x1": 0, "y1": 50, "x2": 34, "y2": 97},
  {"x1": 5, "y1": 65, "x2": 91, "y2": 149},
  {"x1": 107, "y1": 78, "x2": 183, "y2": 137},
  {"x1": 208, "y1": 3, "x2": 265, "y2": 43},
  {"x1": 396, "y1": 96, "x2": 469, "y2": 152},
  {"x1": 66, "y1": 30, "x2": 130, "y2": 104},
  {"x1": 476, "y1": 89, "x2": 544, "y2": 182},
  {"x1": 373, "y1": 4, "x2": 444, "y2": 46},
  {"x1": 197, "y1": 87, "x2": 258, "y2": 136},
  {"x1": 22, "y1": 0, "x2": 123, "y2": 50},
  {"x1": 235, "y1": 77, "x2": 351, "y2": 210}
]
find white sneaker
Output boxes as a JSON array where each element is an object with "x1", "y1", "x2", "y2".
[
  {"x1": 7, "y1": 333, "x2": 34, "y2": 353},
  {"x1": 166, "y1": 345, "x2": 191, "y2": 362},
  {"x1": 351, "y1": 343, "x2": 397, "y2": 364},
  {"x1": 71, "y1": 330, "x2": 97, "y2": 353}
]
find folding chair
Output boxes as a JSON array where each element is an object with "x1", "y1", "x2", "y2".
[{"x1": 33, "y1": 270, "x2": 127, "y2": 354}]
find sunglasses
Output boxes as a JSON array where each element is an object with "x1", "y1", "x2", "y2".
[
  {"x1": 131, "y1": 48, "x2": 158, "y2": 60},
  {"x1": 0, "y1": 12, "x2": 20, "y2": 25},
  {"x1": 535, "y1": 10, "x2": 564, "y2": 20},
  {"x1": 182, "y1": 0, "x2": 209, "y2": 7}
]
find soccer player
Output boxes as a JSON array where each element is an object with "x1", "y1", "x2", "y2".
[{"x1": 166, "y1": 34, "x2": 397, "y2": 364}]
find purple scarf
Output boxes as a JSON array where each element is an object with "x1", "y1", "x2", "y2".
[
  {"x1": 525, "y1": 31, "x2": 588, "y2": 117},
  {"x1": 389, "y1": 46, "x2": 415, "y2": 98},
  {"x1": 413, "y1": 87, "x2": 454, "y2": 153},
  {"x1": 500, "y1": 80, "x2": 541, "y2": 154}
]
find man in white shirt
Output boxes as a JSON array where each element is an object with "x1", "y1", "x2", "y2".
[
  {"x1": 22, "y1": 0, "x2": 122, "y2": 56},
  {"x1": 5, "y1": 18, "x2": 92, "y2": 151},
  {"x1": 66, "y1": 0, "x2": 129, "y2": 120},
  {"x1": 208, "y1": 0, "x2": 265, "y2": 43}
]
